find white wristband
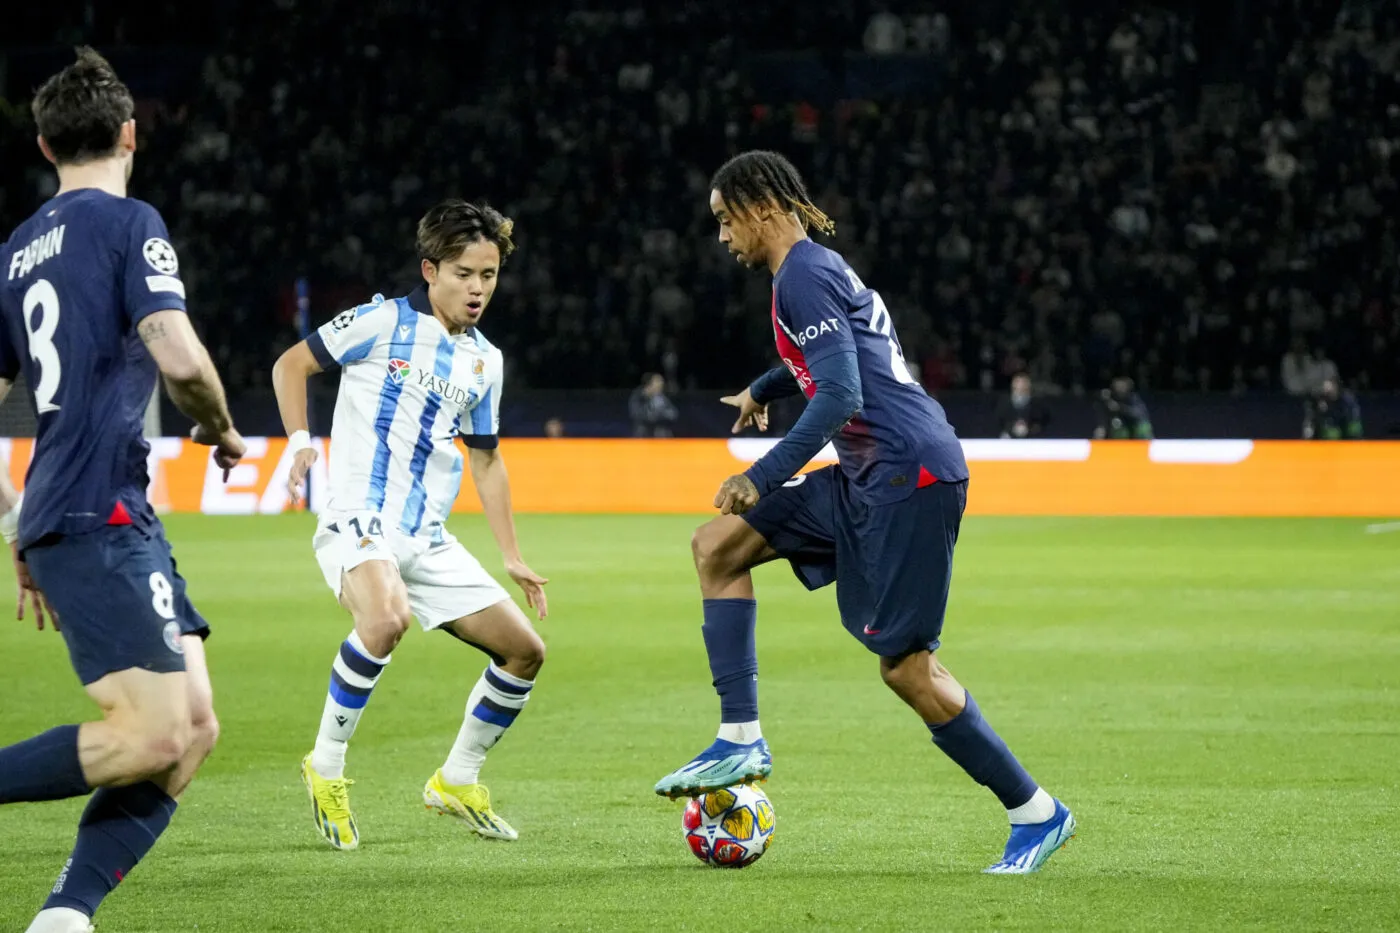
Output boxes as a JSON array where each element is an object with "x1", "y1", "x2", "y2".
[
  {"x1": 288, "y1": 430, "x2": 313, "y2": 454},
  {"x1": 0, "y1": 493, "x2": 21, "y2": 546}
]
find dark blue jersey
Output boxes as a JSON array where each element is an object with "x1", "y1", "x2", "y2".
[
  {"x1": 0, "y1": 189, "x2": 187, "y2": 549},
  {"x1": 770, "y1": 239, "x2": 967, "y2": 503}
]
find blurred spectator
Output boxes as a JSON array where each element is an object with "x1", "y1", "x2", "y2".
[
  {"x1": 629, "y1": 373, "x2": 678, "y2": 438},
  {"x1": 1095, "y1": 377, "x2": 1154, "y2": 439},
  {"x1": 996, "y1": 373, "x2": 1050, "y2": 438},
  {"x1": 1307, "y1": 348, "x2": 1340, "y2": 394},
  {"x1": 1282, "y1": 342, "x2": 1343, "y2": 397},
  {"x1": 1304, "y1": 379, "x2": 1363, "y2": 440},
  {"x1": 1280, "y1": 338, "x2": 1314, "y2": 396},
  {"x1": 864, "y1": 6, "x2": 907, "y2": 55},
  {"x1": 543, "y1": 417, "x2": 566, "y2": 439}
]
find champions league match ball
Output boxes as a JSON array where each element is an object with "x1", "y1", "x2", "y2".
[{"x1": 682, "y1": 785, "x2": 775, "y2": 868}]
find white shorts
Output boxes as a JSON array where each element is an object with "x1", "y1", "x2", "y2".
[{"x1": 313, "y1": 510, "x2": 510, "y2": 630}]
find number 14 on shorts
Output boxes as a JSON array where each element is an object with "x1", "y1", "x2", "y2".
[{"x1": 328, "y1": 513, "x2": 384, "y2": 551}]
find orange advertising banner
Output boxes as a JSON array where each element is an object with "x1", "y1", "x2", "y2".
[{"x1": 2, "y1": 437, "x2": 1396, "y2": 517}]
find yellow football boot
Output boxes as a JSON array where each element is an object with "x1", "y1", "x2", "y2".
[
  {"x1": 300, "y1": 754, "x2": 359, "y2": 851},
  {"x1": 423, "y1": 770, "x2": 518, "y2": 841}
]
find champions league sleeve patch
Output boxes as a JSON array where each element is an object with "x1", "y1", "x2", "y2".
[
  {"x1": 142, "y1": 238, "x2": 180, "y2": 276},
  {"x1": 330, "y1": 308, "x2": 358, "y2": 332}
]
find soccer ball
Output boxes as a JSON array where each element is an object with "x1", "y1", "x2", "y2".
[{"x1": 682, "y1": 785, "x2": 775, "y2": 868}]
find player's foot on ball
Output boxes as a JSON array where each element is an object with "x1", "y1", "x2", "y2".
[
  {"x1": 653, "y1": 737, "x2": 772, "y2": 799},
  {"x1": 983, "y1": 799, "x2": 1075, "y2": 874},
  {"x1": 300, "y1": 754, "x2": 360, "y2": 851},
  {"x1": 423, "y1": 770, "x2": 519, "y2": 841}
]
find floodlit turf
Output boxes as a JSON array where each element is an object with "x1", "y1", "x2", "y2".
[{"x1": 2, "y1": 514, "x2": 1398, "y2": 932}]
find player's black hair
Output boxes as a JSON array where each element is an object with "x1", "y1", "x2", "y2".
[
  {"x1": 417, "y1": 199, "x2": 516, "y2": 265},
  {"x1": 32, "y1": 47, "x2": 134, "y2": 166},
  {"x1": 710, "y1": 150, "x2": 836, "y2": 236}
]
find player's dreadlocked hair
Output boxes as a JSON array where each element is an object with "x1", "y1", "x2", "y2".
[
  {"x1": 710, "y1": 150, "x2": 835, "y2": 236},
  {"x1": 417, "y1": 199, "x2": 516, "y2": 265},
  {"x1": 32, "y1": 47, "x2": 134, "y2": 165}
]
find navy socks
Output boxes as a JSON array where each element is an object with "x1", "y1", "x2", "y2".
[
  {"x1": 928, "y1": 692, "x2": 1038, "y2": 809},
  {"x1": 43, "y1": 781, "x2": 178, "y2": 916},
  {"x1": 701, "y1": 598, "x2": 759, "y2": 723},
  {"x1": 0, "y1": 724, "x2": 89, "y2": 804}
]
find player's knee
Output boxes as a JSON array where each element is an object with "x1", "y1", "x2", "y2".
[
  {"x1": 691, "y1": 523, "x2": 737, "y2": 579},
  {"x1": 690, "y1": 525, "x2": 709, "y2": 565},
  {"x1": 143, "y1": 737, "x2": 187, "y2": 775},
  {"x1": 878, "y1": 654, "x2": 918, "y2": 692},
  {"x1": 121, "y1": 725, "x2": 191, "y2": 778},
  {"x1": 515, "y1": 633, "x2": 546, "y2": 678},
  {"x1": 358, "y1": 600, "x2": 413, "y2": 650},
  {"x1": 191, "y1": 708, "x2": 220, "y2": 757}
]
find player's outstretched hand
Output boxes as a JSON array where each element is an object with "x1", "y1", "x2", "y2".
[
  {"x1": 287, "y1": 447, "x2": 320, "y2": 506},
  {"x1": 714, "y1": 473, "x2": 760, "y2": 515},
  {"x1": 12, "y1": 543, "x2": 56, "y2": 631},
  {"x1": 191, "y1": 425, "x2": 247, "y2": 482},
  {"x1": 505, "y1": 558, "x2": 549, "y2": 620},
  {"x1": 721, "y1": 389, "x2": 769, "y2": 434}
]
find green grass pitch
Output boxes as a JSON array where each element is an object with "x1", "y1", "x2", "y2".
[{"x1": 2, "y1": 514, "x2": 1398, "y2": 932}]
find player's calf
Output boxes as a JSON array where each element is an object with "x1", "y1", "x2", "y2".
[
  {"x1": 878, "y1": 651, "x2": 966, "y2": 725},
  {"x1": 419, "y1": 600, "x2": 541, "y2": 840},
  {"x1": 307, "y1": 560, "x2": 408, "y2": 786},
  {"x1": 437, "y1": 599, "x2": 541, "y2": 789},
  {"x1": 880, "y1": 650, "x2": 1072, "y2": 870},
  {"x1": 655, "y1": 517, "x2": 780, "y2": 797},
  {"x1": 18, "y1": 669, "x2": 194, "y2": 930},
  {"x1": 880, "y1": 650, "x2": 1042, "y2": 808},
  {"x1": 417, "y1": 599, "x2": 537, "y2": 840},
  {"x1": 81, "y1": 720, "x2": 189, "y2": 787}
]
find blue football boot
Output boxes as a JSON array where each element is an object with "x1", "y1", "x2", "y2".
[
  {"x1": 983, "y1": 799, "x2": 1076, "y2": 874},
  {"x1": 653, "y1": 737, "x2": 772, "y2": 799}
]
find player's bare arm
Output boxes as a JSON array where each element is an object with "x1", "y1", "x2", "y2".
[
  {"x1": 0, "y1": 377, "x2": 56, "y2": 629},
  {"x1": 271, "y1": 340, "x2": 324, "y2": 501},
  {"x1": 467, "y1": 445, "x2": 548, "y2": 619},
  {"x1": 138, "y1": 310, "x2": 245, "y2": 476}
]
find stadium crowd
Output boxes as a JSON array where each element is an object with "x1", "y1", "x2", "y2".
[{"x1": 1, "y1": 0, "x2": 1397, "y2": 399}]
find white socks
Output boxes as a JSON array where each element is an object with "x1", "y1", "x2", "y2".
[
  {"x1": 717, "y1": 721, "x2": 763, "y2": 744},
  {"x1": 26, "y1": 907, "x2": 93, "y2": 933},
  {"x1": 441, "y1": 664, "x2": 535, "y2": 786},
  {"x1": 1007, "y1": 787, "x2": 1056, "y2": 824},
  {"x1": 310, "y1": 630, "x2": 390, "y2": 779}
]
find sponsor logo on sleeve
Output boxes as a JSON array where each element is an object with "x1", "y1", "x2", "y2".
[{"x1": 145, "y1": 275, "x2": 186, "y2": 298}]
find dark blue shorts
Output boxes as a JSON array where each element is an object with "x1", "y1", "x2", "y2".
[
  {"x1": 743, "y1": 466, "x2": 967, "y2": 658},
  {"x1": 25, "y1": 524, "x2": 209, "y2": 686}
]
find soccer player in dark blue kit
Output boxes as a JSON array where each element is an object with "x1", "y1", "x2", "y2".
[
  {"x1": 654, "y1": 151, "x2": 1075, "y2": 874},
  {"x1": 0, "y1": 50, "x2": 246, "y2": 933}
]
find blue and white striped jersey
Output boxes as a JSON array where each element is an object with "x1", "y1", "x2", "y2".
[{"x1": 307, "y1": 286, "x2": 503, "y2": 537}]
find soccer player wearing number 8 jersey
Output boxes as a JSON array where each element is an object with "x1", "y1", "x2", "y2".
[
  {"x1": 653, "y1": 152, "x2": 1075, "y2": 875},
  {"x1": 0, "y1": 50, "x2": 245, "y2": 933},
  {"x1": 272, "y1": 200, "x2": 548, "y2": 850}
]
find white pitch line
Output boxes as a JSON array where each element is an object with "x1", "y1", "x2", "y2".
[{"x1": 1364, "y1": 521, "x2": 1400, "y2": 535}]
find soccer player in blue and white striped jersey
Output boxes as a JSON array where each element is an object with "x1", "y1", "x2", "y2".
[{"x1": 272, "y1": 200, "x2": 549, "y2": 849}]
